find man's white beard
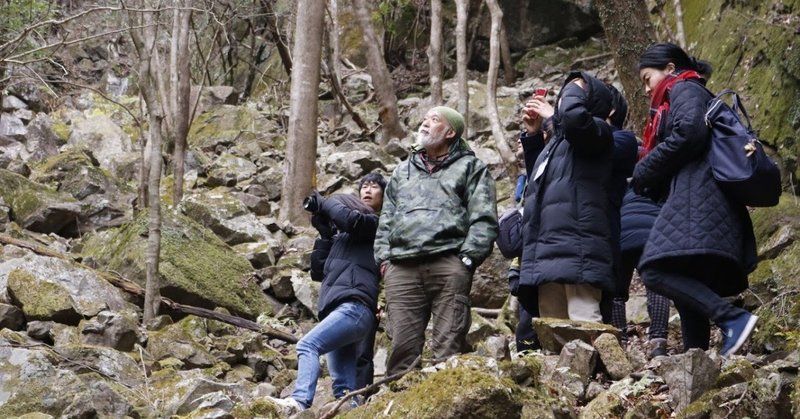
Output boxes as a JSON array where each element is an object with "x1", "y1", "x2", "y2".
[{"x1": 416, "y1": 131, "x2": 445, "y2": 149}]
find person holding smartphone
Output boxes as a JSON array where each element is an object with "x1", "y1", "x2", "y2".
[{"x1": 517, "y1": 71, "x2": 617, "y2": 323}]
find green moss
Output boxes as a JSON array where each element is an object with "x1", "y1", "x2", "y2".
[
  {"x1": 51, "y1": 119, "x2": 72, "y2": 142},
  {"x1": 0, "y1": 169, "x2": 77, "y2": 224},
  {"x1": 7, "y1": 269, "x2": 76, "y2": 322},
  {"x1": 231, "y1": 399, "x2": 281, "y2": 419},
  {"x1": 345, "y1": 367, "x2": 524, "y2": 419},
  {"x1": 80, "y1": 209, "x2": 271, "y2": 318},
  {"x1": 681, "y1": 0, "x2": 800, "y2": 169}
]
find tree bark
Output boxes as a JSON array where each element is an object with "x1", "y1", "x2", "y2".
[
  {"x1": 278, "y1": 0, "x2": 325, "y2": 226},
  {"x1": 595, "y1": 0, "x2": 657, "y2": 134},
  {"x1": 125, "y1": 0, "x2": 164, "y2": 326},
  {"x1": 672, "y1": 0, "x2": 686, "y2": 48},
  {"x1": 485, "y1": 0, "x2": 517, "y2": 177},
  {"x1": 428, "y1": 0, "x2": 443, "y2": 105},
  {"x1": 455, "y1": 0, "x2": 470, "y2": 133},
  {"x1": 499, "y1": 22, "x2": 515, "y2": 84},
  {"x1": 351, "y1": 0, "x2": 406, "y2": 144},
  {"x1": 170, "y1": 0, "x2": 192, "y2": 205}
]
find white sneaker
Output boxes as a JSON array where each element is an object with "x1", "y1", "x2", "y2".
[{"x1": 266, "y1": 396, "x2": 305, "y2": 416}]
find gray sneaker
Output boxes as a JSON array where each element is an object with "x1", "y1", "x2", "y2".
[{"x1": 266, "y1": 396, "x2": 305, "y2": 416}]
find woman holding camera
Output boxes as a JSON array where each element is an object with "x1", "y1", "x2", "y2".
[{"x1": 271, "y1": 173, "x2": 386, "y2": 414}]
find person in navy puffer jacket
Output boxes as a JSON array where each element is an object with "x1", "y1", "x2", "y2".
[{"x1": 268, "y1": 173, "x2": 385, "y2": 415}]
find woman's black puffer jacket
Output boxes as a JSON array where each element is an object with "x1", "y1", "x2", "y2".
[
  {"x1": 631, "y1": 79, "x2": 756, "y2": 296},
  {"x1": 519, "y1": 71, "x2": 616, "y2": 291},
  {"x1": 309, "y1": 198, "x2": 380, "y2": 319}
]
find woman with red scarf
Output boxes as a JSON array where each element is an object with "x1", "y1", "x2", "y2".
[{"x1": 631, "y1": 43, "x2": 758, "y2": 356}]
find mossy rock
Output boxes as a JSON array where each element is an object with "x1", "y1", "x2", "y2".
[
  {"x1": 188, "y1": 105, "x2": 279, "y2": 152},
  {"x1": 231, "y1": 399, "x2": 281, "y2": 419},
  {"x1": 31, "y1": 148, "x2": 135, "y2": 200},
  {"x1": 344, "y1": 366, "x2": 525, "y2": 419},
  {"x1": 679, "y1": 1, "x2": 800, "y2": 184},
  {"x1": 0, "y1": 169, "x2": 80, "y2": 234},
  {"x1": 6, "y1": 268, "x2": 80, "y2": 324},
  {"x1": 80, "y1": 209, "x2": 271, "y2": 318}
]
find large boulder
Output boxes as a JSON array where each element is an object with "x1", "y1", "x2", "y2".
[
  {"x1": 67, "y1": 115, "x2": 134, "y2": 175},
  {"x1": 80, "y1": 210, "x2": 272, "y2": 318},
  {"x1": 188, "y1": 105, "x2": 280, "y2": 153},
  {"x1": 0, "y1": 249, "x2": 133, "y2": 323},
  {"x1": 78, "y1": 310, "x2": 143, "y2": 351},
  {"x1": 146, "y1": 316, "x2": 216, "y2": 368},
  {"x1": 0, "y1": 169, "x2": 82, "y2": 235},
  {"x1": 657, "y1": 348, "x2": 720, "y2": 413},
  {"x1": 180, "y1": 187, "x2": 272, "y2": 245},
  {"x1": 471, "y1": 249, "x2": 513, "y2": 309},
  {"x1": 533, "y1": 317, "x2": 619, "y2": 353},
  {"x1": 206, "y1": 152, "x2": 258, "y2": 187}
]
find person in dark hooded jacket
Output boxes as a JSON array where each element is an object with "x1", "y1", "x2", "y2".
[
  {"x1": 268, "y1": 174, "x2": 385, "y2": 414},
  {"x1": 633, "y1": 43, "x2": 758, "y2": 357},
  {"x1": 518, "y1": 71, "x2": 615, "y2": 322}
]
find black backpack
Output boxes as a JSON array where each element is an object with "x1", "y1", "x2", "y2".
[{"x1": 704, "y1": 89, "x2": 782, "y2": 207}]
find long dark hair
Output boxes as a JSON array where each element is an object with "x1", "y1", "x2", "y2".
[
  {"x1": 638, "y1": 42, "x2": 713, "y2": 78},
  {"x1": 328, "y1": 193, "x2": 374, "y2": 214}
]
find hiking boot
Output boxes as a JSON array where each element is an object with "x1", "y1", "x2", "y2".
[
  {"x1": 648, "y1": 338, "x2": 667, "y2": 359},
  {"x1": 265, "y1": 396, "x2": 305, "y2": 416},
  {"x1": 719, "y1": 312, "x2": 758, "y2": 357}
]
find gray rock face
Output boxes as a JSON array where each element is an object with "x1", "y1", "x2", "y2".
[
  {"x1": 291, "y1": 270, "x2": 319, "y2": 316},
  {"x1": 553, "y1": 339, "x2": 597, "y2": 397},
  {"x1": 0, "y1": 169, "x2": 82, "y2": 235},
  {"x1": 0, "y1": 114, "x2": 26, "y2": 138},
  {"x1": 78, "y1": 310, "x2": 143, "y2": 351},
  {"x1": 471, "y1": 250, "x2": 513, "y2": 309},
  {"x1": 0, "y1": 250, "x2": 133, "y2": 322},
  {"x1": 68, "y1": 115, "x2": 133, "y2": 174},
  {"x1": 2, "y1": 95, "x2": 27, "y2": 111},
  {"x1": 0, "y1": 303, "x2": 25, "y2": 330},
  {"x1": 147, "y1": 316, "x2": 216, "y2": 368},
  {"x1": 181, "y1": 187, "x2": 271, "y2": 245},
  {"x1": 657, "y1": 348, "x2": 720, "y2": 413},
  {"x1": 206, "y1": 153, "x2": 258, "y2": 187}
]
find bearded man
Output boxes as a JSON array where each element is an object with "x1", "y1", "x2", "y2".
[{"x1": 374, "y1": 106, "x2": 498, "y2": 375}]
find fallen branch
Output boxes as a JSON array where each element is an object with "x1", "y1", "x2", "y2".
[
  {"x1": 570, "y1": 52, "x2": 612, "y2": 69},
  {"x1": 319, "y1": 355, "x2": 422, "y2": 419},
  {"x1": 0, "y1": 233, "x2": 298, "y2": 343},
  {"x1": 473, "y1": 307, "x2": 500, "y2": 318}
]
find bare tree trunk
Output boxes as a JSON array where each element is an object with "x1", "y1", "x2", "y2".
[
  {"x1": 672, "y1": 0, "x2": 686, "y2": 48},
  {"x1": 126, "y1": 0, "x2": 164, "y2": 325},
  {"x1": 278, "y1": 0, "x2": 325, "y2": 226},
  {"x1": 428, "y1": 0, "x2": 443, "y2": 105},
  {"x1": 328, "y1": 0, "x2": 342, "y2": 77},
  {"x1": 485, "y1": 0, "x2": 517, "y2": 177},
  {"x1": 351, "y1": 0, "x2": 406, "y2": 144},
  {"x1": 170, "y1": 0, "x2": 192, "y2": 205},
  {"x1": 596, "y1": 0, "x2": 657, "y2": 133},
  {"x1": 455, "y1": 0, "x2": 469, "y2": 133},
  {"x1": 499, "y1": 22, "x2": 515, "y2": 84},
  {"x1": 261, "y1": 0, "x2": 292, "y2": 74}
]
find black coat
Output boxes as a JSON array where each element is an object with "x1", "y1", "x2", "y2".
[
  {"x1": 631, "y1": 79, "x2": 756, "y2": 296},
  {"x1": 310, "y1": 198, "x2": 380, "y2": 319},
  {"x1": 619, "y1": 187, "x2": 661, "y2": 254},
  {"x1": 519, "y1": 72, "x2": 616, "y2": 291}
]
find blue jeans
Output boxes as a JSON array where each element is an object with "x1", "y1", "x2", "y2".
[{"x1": 292, "y1": 301, "x2": 375, "y2": 408}]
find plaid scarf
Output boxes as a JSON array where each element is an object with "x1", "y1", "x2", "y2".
[{"x1": 640, "y1": 70, "x2": 701, "y2": 160}]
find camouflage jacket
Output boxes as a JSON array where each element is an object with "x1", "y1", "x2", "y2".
[{"x1": 374, "y1": 138, "x2": 498, "y2": 267}]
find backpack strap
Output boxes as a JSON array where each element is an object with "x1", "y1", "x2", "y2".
[{"x1": 708, "y1": 89, "x2": 754, "y2": 131}]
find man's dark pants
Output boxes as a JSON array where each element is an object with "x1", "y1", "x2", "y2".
[{"x1": 384, "y1": 253, "x2": 472, "y2": 376}]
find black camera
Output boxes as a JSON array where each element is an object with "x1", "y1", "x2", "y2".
[{"x1": 303, "y1": 194, "x2": 319, "y2": 212}]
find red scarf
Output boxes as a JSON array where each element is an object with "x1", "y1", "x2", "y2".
[{"x1": 640, "y1": 70, "x2": 701, "y2": 160}]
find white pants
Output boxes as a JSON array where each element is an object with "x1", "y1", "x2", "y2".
[{"x1": 538, "y1": 283, "x2": 602, "y2": 322}]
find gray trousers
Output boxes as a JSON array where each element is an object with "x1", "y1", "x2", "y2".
[{"x1": 384, "y1": 253, "x2": 472, "y2": 376}]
